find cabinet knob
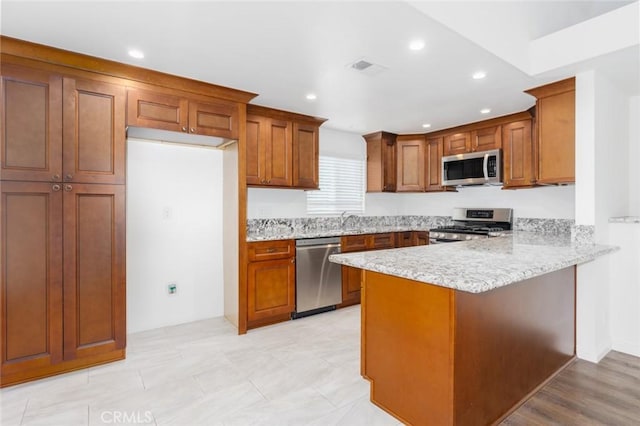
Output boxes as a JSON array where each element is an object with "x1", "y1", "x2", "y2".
[
  {"x1": 291, "y1": 258, "x2": 295, "y2": 263},
  {"x1": 267, "y1": 179, "x2": 271, "y2": 184},
  {"x1": 190, "y1": 128, "x2": 196, "y2": 133},
  {"x1": 65, "y1": 174, "x2": 73, "y2": 181},
  {"x1": 52, "y1": 174, "x2": 60, "y2": 181},
  {"x1": 64, "y1": 184, "x2": 73, "y2": 192},
  {"x1": 52, "y1": 184, "x2": 61, "y2": 192},
  {"x1": 182, "y1": 126, "x2": 188, "y2": 132}
]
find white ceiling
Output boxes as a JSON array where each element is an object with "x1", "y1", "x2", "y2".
[{"x1": 2, "y1": 1, "x2": 638, "y2": 135}]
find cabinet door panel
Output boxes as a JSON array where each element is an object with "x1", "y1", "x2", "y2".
[
  {"x1": 371, "y1": 233, "x2": 395, "y2": 249},
  {"x1": 342, "y1": 235, "x2": 368, "y2": 252},
  {"x1": 1, "y1": 65, "x2": 62, "y2": 182},
  {"x1": 382, "y1": 136, "x2": 397, "y2": 192},
  {"x1": 266, "y1": 119, "x2": 292, "y2": 186},
  {"x1": 471, "y1": 125, "x2": 501, "y2": 152},
  {"x1": 63, "y1": 184, "x2": 125, "y2": 360},
  {"x1": 503, "y1": 120, "x2": 533, "y2": 188},
  {"x1": 396, "y1": 137, "x2": 425, "y2": 192},
  {"x1": 443, "y1": 132, "x2": 470, "y2": 156},
  {"x1": 426, "y1": 137, "x2": 444, "y2": 192},
  {"x1": 341, "y1": 266, "x2": 362, "y2": 306},
  {"x1": 63, "y1": 78, "x2": 125, "y2": 184},
  {"x1": 537, "y1": 91, "x2": 575, "y2": 183},
  {"x1": 189, "y1": 100, "x2": 238, "y2": 139},
  {"x1": 126, "y1": 89, "x2": 188, "y2": 132},
  {"x1": 247, "y1": 259, "x2": 295, "y2": 321},
  {"x1": 292, "y1": 122, "x2": 319, "y2": 189},
  {"x1": 1, "y1": 182, "x2": 63, "y2": 377},
  {"x1": 246, "y1": 115, "x2": 264, "y2": 185}
]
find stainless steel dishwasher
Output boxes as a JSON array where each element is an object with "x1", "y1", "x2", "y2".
[{"x1": 293, "y1": 237, "x2": 342, "y2": 318}]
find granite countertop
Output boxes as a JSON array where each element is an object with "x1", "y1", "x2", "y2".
[
  {"x1": 328, "y1": 231, "x2": 618, "y2": 294},
  {"x1": 610, "y1": 216, "x2": 640, "y2": 224},
  {"x1": 246, "y1": 225, "x2": 430, "y2": 242}
]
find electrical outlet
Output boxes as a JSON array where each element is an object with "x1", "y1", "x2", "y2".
[{"x1": 167, "y1": 283, "x2": 177, "y2": 295}]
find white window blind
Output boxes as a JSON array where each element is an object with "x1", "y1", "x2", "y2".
[{"x1": 306, "y1": 156, "x2": 365, "y2": 215}]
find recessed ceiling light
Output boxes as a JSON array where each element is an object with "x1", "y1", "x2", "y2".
[
  {"x1": 128, "y1": 49, "x2": 144, "y2": 59},
  {"x1": 422, "y1": 123, "x2": 431, "y2": 129},
  {"x1": 480, "y1": 108, "x2": 491, "y2": 114},
  {"x1": 306, "y1": 93, "x2": 317, "y2": 101},
  {"x1": 472, "y1": 71, "x2": 487, "y2": 80},
  {"x1": 409, "y1": 39, "x2": 425, "y2": 51}
]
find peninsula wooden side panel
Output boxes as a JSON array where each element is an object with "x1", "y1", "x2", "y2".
[{"x1": 361, "y1": 267, "x2": 576, "y2": 425}]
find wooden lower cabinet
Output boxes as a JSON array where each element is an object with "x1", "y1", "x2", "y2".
[
  {"x1": 339, "y1": 232, "x2": 417, "y2": 307},
  {"x1": 341, "y1": 266, "x2": 363, "y2": 307},
  {"x1": 1, "y1": 181, "x2": 125, "y2": 387},
  {"x1": 247, "y1": 240, "x2": 295, "y2": 327}
]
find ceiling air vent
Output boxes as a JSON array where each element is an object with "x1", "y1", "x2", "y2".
[{"x1": 348, "y1": 58, "x2": 388, "y2": 76}]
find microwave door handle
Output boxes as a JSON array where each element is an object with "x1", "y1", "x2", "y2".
[{"x1": 483, "y1": 153, "x2": 489, "y2": 181}]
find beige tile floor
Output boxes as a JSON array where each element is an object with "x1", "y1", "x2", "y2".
[{"x1": 0, "y1": 306, "x2": 402, "y2": 426}]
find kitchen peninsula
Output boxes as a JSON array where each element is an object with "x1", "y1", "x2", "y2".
[{"x1": 329, "y1": 233, "x2": 616, "y2": 425}]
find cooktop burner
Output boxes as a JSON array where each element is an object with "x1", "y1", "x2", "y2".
[{"x1": 429, "y1": 208, "x2": 513, "y2": 242}]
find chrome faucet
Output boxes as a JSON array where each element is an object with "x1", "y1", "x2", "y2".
[{"x1": 340, "y1": 211, "x2": 358, "y2": 228}]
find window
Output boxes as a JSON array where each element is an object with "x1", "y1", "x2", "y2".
[{"x1": 306, "y1": 156, "x2": 365, "y2": 215}]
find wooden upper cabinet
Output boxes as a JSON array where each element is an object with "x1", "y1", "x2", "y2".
[
  {"x1": 1, "y1": 65, "x2": 63, "y2": 182},
  {"x1": 444, "y1": 126, "x2": 500, "y2": 156},
  {"x1": 266, "y1": 118, "x2": 293, "y2": 186},
  {"x1": 425, "y1": 136, "x2": 445, "y2": 192},
  {"x1": 245, "y1": 114, "x2": 293, "y2": 187},
  {"x1": 0, "y1": 66, "x2": 125, "y2": 185},
  {"x1": 189, "y1": 99, "x2": 237, "y2": 139},
  {"x1": 62, "y1": 184, "x2": 126, "y2": 360},
  {"x1": 364, "y1": 131, "x2": 397, "y2": 192},
  {"x1": 443, "y1": 132, "x2": 470, "y2": 156},
  {"x1": 126, "y1": 89, "x2": 188, "y2": 132},
  {"x1": 502, "y1": 120, "x2": 534, "y2": 189},
  {"x1": 525, "y1": 78, "x2": 575, "y2": 184},
  {"x1": 471, "y1": 125, "x2": 501, "y2": 152},
  {"x1": 127, "y1": 89, "x2": 238, "y2": 140},
  {"x1": 293, "y1": 122, "x2": 319, "y2": 189},
  {"x1": 63, "y1": 78, "x2": 126, "y2": 185},
  {"x1": 246, "y1": 105, "x2": 324, "y2": 189},
  {"x1": 1, "y1": 182, "x2": 63, "y2": 379},
  {"x1": 396, "y1": 135, "x2": 425, "y2": 192}
]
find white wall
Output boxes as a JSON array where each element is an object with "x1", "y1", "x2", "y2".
[
  {"x1": 248, "y1": 126, "x2": 575, "y2": 219},
  {"x1": 609, "y1": 223, "x2": 640, "y2": 357},
  {"x1": 629, "y1": 96, "x2": 640, "y2": 215},
  {"x1": 575, "y1": 70, "x2": 631, "y2": 362},
  {"x1": 127, "y1": 139, "x2": 224, "y2": 333}
]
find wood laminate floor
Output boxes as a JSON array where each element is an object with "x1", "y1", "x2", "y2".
[
  {"x1": 503, "y1": 350, "x2": 640, "y2": 425},
  {"x1": 1, "y1": 305, "x2": 639, "y2": 425}
]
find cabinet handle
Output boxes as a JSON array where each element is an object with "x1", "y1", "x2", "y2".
[
  {"x1": 65, "y1": 174, "x2": 73, "y2": 181},
  {"x1": 267, "y1": 179, "x2": 271, "y2": 184},
  {"x1": 266, "y1": 248, "x2": 276, "y2": 253},
  {"x1": 64, "y1": 184, "x2": 73, "y2": 192},
  {"x1": 52, "y1": 184, "x2": 61, "y2": 192},
  {"x1": 182, "y1": 126, "x2": 188, "y2": 132},
  {"x1": 52, "y1": 174, "x2": 60, "y2": 181},
  {"x1": 190, "y1": 128, "x2": 196, "y2": 133}
]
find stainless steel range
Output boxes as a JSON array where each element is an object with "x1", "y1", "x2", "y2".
[{"x1": 429, "y1": 208, "x2": 513, "y2": 244}]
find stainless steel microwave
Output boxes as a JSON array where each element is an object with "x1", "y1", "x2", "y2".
[{"x1": 442, "y1": 149, "x2": 502, "y2": 186}]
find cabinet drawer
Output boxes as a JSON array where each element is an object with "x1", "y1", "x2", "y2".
[
  {"x1": 371, "y1": 233, "x2": 395, "y2": 249},
  {"x1": 342, "y1": 235, "x2": 368, "y2": 252},
  {"x1": 248, "y1": 240, "x2": 294, "y2": 261}
]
